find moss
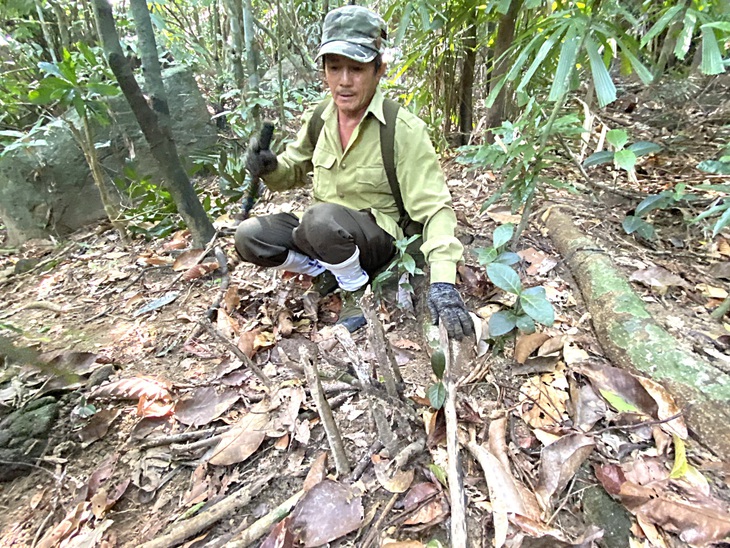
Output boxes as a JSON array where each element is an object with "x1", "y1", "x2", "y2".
[{"x1": 584, "y1": 259, "x2": 651, "y2": 319}]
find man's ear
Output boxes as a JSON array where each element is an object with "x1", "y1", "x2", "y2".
[{"x1": 376, "y1": 62, "x2": 387, "y2": 79}]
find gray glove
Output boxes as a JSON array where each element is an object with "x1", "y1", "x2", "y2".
[
  {"x1": 246, "y1": 136, "x2": 278, "y2": 179},
  {"x1": 427, "y1": 282, "x2": 474, "y2": 341}
]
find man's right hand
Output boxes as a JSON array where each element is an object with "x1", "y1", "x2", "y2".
[{"x1": 246, "y1": 136, "x2": 278, "y2": 178}]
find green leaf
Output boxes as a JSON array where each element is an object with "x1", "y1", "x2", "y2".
[
  {"x1": 701, "y1": 22, "x2": 730, "y2": 33},
  {"x1": 583, "y1": 150, "x2": 615, "y2": 167},
  {"x1": 622, "y1": 216, "x2": 656, "y2": 239},
  {"x1": 599, "y1": 389, "x2": 641, "y2": 413},
  {"x1": 549, "y1": 24, "x2": 580, "y2": 102},
  {"x1": 488, "y1": 310, "x2": 517, "y2": 337},
  {"x1": 427, "y1": 464, "x2": 448, "y2": 488},
  {"x1": 38, "y1": 61, "x2": 64, "y2": 79},
  {"x1": 675, "y1": 11, "x2": 697, "y2": 60},
  {"x1": 670, "y1": 434, "x2": 688, "y2": 479},
  {"x1": 614, "y1": 149, "x2": 637, "y2": 171},
  {"x1": 400, "y1": 253, "x2": 416, "y2": 275},
  {"x1": 394, "y1": 2, "x2": 413, "y2": 46},
  {"x1": 487, "y1": 263, "x2": 522, "y2": 295},
  {"x1": 515, "y1": 314, "x2": 536, "y2": 334},
  {"x1": 641, "y1": 5, "x2": 684, "y2": 48},
  {"x1": 617, "y1": 41, "x2": 655, "y2": 85},
  {"x1": 712, "y1": 206, "x2": 730, "y2": 237},
  {"x1": 517, "y1": 27, "x2": 565, "y2": 93},
  {"x1": 635, "y1": 192, "x2": 672, "y2": 217},
  {"x1": 585, "y1": 36, "x2": 617, "y2": 108},
  {"x1": 628, "y1": 141, "x2": 662, "y2": 157},
  {"x1": 520, "y1": 286, "x2": 554, "y2": 326},
  {"x1": 87, "y1": 83, "x2": 120, "y2": 97},
  {"x1": 606, "y1": 129, "x2": 628, "y2": 150},
  {"x1": 697, "y1": 160, "x2": 730, "y2": 175},
  {"x1": 476, "y1": 247, "x2": 498, "y2": 266},
  {"x1": 700, "y1": 26, "x2": 725, "y2": 75},
  {"x1": 427, "y1": 382, "x2": 447, "y2": 410},
  {"x1": 430, "y1": 349, "x2": 446, "y2": 379},
  {"x1": 495, "y1": 251, "x2": 521, "y2": 266},
  {"x1": 493, "y1": 223, "x2": 514, "y2": 249}
]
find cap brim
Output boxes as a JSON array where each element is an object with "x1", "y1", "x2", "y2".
[{"x1": 316, "y1": 40, "x2": 378, "y2": 63}]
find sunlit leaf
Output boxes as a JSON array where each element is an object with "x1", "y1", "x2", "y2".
[
  {"x1": 585, "y1": 36, "x2": 617, "y2": 107},
  {"x1": 614, "y1": 149, "x2": 637, "y2": 171},
  {"x1": 489, "y1": 310, "x2": 517, "y2": 337},
  {"x1": 487, "y1": 263, "x2": 522, "y2": 294},
  {"x1": 606, "y1": 129, "x2": 628, "y2": 150},
  {"x1": 427, "y1": 382, "x2": 446, "y2": 410},
  {"x1": 700, "y1": 26, "x2": 725, "y2": 75},
  {"x1": 640, "y1": 5, "x2": 684, "y2": 48},
  {"x1": 520, "y1": 286, "x2": 554, "y2": 326},
  {"x1": 549, "y1": 24, "x2": 580, "y2": 102}
]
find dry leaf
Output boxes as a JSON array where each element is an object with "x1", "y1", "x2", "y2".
[
  {"x1": 137, "y1": 394, "x2": 174, "y2": 418},
  {"x1": 260, "y1": 517, "x2": 295, "y2": 548},
  {"x1": 372, "y1": 455, "x2": 415, "y2": 493},
  {"x1": 536, "y1": 433, "x2": 595, "y2": 511},
  {"x1": 208, "y1": 408, "x2": 270, "y2": 466},
  {"x1": 224, "y1": 285, "x2": 241, "y2": 312},
  {"x1": 78, "y1": 408, "x2": 121, "y2": 447},
  {"x1": 574, "y1": 362, "x2": 658, "y2": 417},
  {"x1": 90, "y1": 377, "x2": 171, "y2": 402},
  {"x1": 237, "y1": 328, "x2": 261, "y2": 359},
  {"x1": 183, "y1": 261, "x2": 220, "y2": 282},
  {"x1": 630, "y1": 266, "x2": 690, "y2": 294},
  {"x1": 276, "y1": 309, "x2": 294, "y2": 338},
  {"x1": 216, "y1": 308, "x2": 239, "y2": 340},
  {"x1": 696, "y1": 283, "x2": 728, "y2": 299},
  {"x1": 303, "y1": 452, "x2": 328, "y2": 491},
  {"x1": 37, "y1": 502, "x2": 92, "y2": 548},
  {"x1": 485, "y1": 205, "x2": 521, "y2": 224},
  {"x1": 402, "y1": 482, "x2": 449, "y2": 526},
  {"x1": 515, "y1": 332, "x2": 550, "y2": 364},
  {"x1": 174, "y1": 386, "x2": 240, "y2": 427},
  {"x1": 568, "y1": 380, "x2": 607, "y2": 432},
  {"x1": 172, "y1": 249, "x2": 206, "y2": 271},
  {"x1": 290, "y1": 480, "x2": 363, "y2": 547},
  {"x1": 518, "y1": 373, "x2": 569, "y2": 429},
  {"x1": 635, "y1": 377, "x2": 687, "y2": 439}
]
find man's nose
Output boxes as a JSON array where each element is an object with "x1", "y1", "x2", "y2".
[{"x1": 341, "y1": 68, "x2": 352, "y2": 85}]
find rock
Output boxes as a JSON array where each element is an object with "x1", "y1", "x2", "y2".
[
  {"x1": 582, "y1": 486, "x2": 632, "y2": 548},
  {"x1": 0, "y1": 396, "x2": 59, "y2": 481},
  {"x1": 0, "y1": 67, "x2": 217, "y2": 246}
]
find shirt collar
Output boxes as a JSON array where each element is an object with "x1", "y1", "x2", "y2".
[{"x1": 321, "y1": 86, "x2": 387, "y2": 125}]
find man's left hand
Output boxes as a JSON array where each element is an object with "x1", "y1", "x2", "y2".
[{"x1": 427, "y1": 282, "x2": 474, "y2": 341}]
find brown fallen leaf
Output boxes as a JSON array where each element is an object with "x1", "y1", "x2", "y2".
[
  {"x1": 402, "y1": 482, "x2": 449, "y2": 526},
  {"x1": 515, "y1": 332, "x2": 550, "y2": 364},
  {"x1": 630, "y1": 266, "x2": 690, "y2": 295},
  {"x1": 137, "y1": 394, "x2": 174, "y2": 418},
  {"x1": 208, "y1": 407, "x2": 271, "y2": 466},
  {"x1": 635, "y1": 377, "x2": 687, "y2": 439},
  {"x1": 303, "y1": 452, "x2": 328, "y2": 492},
  {"x1": 290, "y1": 480, "x2": 363, "y2": 547},
  {"x1": 78, "y1": 408, "x2": 121, "y2": 447},
  {"x1": 90, "y1": 478, "x2": 130, "y2": 519},
  {"x1": 536, "y1": 433, "x2": 595, "y2": 511},
  {"x1": 37, "y1": 501, "x2": 92, "y2": 548},
  {"x1": 372, "y1": 455, "x2": 415, "y2": 494},
  {"x1": 223, "y1": 284, "x2": 241, "y2": 312},
  {"x1": 174, "y1": 386, "x2": 240, "y2": 427},
  {"x1": 237, "y1": 328, "x2": 261, "y2": 359},
  {"x1": 90, "y1": 377, "x2": 171, "y2": 403},
  {"x1": 518, "y1": 372, "x2": 569, "y2": 430},
  {"x1": 183, "y1": 261, "x2": 220, "y2": 282},
  {"x1": 568, "y1": 380, "x2": 607, "y2": 432},
  {"x1": 261, "y1": 517, "x2": 295, "y2": 548},
  {"x1": 574, "y1": 362, "x2": 658, "y2": 417},
  {"x1": 172, "y1": 248, "x2": 206, "y2": 271},
  {"x1": 276, "y1": 309, "x2": 295, "y2": 338}
]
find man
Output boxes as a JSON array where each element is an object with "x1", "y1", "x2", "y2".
[{"x1": 235, "y1": 5, "x2": 473, "y2": 340}]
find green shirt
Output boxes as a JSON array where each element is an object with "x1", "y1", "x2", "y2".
[{"x1": 264, "y1": 87, "x2": 463, "y2": 284}]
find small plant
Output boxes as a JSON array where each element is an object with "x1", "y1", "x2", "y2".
[
  {"x1": 622, "y1": 184, "x2": 689, "y2": 240},
  {"x1": 371, "y1": 234, "x2": 424, "y2": 300},
  {"x1": 476, "y1": 224, "x2": 554, "y2": 337},
  {"x1": 426, "y1": 348, "x2": 446, "y2": 410},
  {"x1": 583, "y1": 128, "x2": 662, "y2": 183}
]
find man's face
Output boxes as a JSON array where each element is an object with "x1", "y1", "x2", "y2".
[{"x1": 324, "y1": 54, "x2": 386, "y2": 118}]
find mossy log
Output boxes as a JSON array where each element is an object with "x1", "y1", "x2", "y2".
[{"x1": 544, "y1": 207, "x2": 730, "y2": 456}]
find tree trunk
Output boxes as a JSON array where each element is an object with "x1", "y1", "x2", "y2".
[
  {"x1": 458, "y1": 7, "x2": 478, "y2": 146},
  {"x1": 222, "y1": 0, "x2": 246, "y2": 89},
  {"x1": 129, "y1": 0, "x2": 171, "y2": 128},
  {"x1": 92, "y1": 0, "x2": 216, "y2": 249},
  {"x1": 654, "y1": 2, "x2": 687, "y2": 82},
  {"x1": 485, "y1": 0, "x2": 523, "y2": 140},
  {"x1": 48, "y1": 0, "x2": 70, "y2": 52},
  {"x1": 34, "y1": 0, "x2": 58, "y2": 62},
  {"x1": 242, "y1": 0, "x2": 260, "y2": 125}
]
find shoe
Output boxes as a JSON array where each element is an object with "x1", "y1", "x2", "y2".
[
  {"x1": 310, "y1": 271, "x2": 338, "y2": 297},
  {"x1": 336, "y1": 289, "x2": 366, "y2": 333}
]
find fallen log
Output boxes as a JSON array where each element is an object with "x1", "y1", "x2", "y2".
[{"x1": 544, "y1": 207, "x2": 730, "y2": 456}]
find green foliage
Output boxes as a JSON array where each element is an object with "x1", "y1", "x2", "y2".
[
  {"x1": 474, "y1": 224, "x2": 554, "y2": 337},
  {"x1": 372, "y1": 234, "x2": 425, "y2": 299},
  {"x1": 583, "y1": 128, "x2": 662, "y2": 178},
  {"x1": 427, "y1": 381, "x2": 446, "y2": 410}
]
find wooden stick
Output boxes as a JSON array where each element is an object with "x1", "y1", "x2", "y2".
[
  {"x1": 361, "y1": 492, "x2": 399, "y2": 548},
  {"x1": 226, "y1": 490, "x2": 305, "y2": 547},
  {"x1": 139, "y1": 472, "x2": 274, "y2": 548},
  {"x1": 300, "y1": 347, "x2": 351, "y2": 476},
  {"x1": 360, "y1": 287, "x2": 402, "y2": 397}
]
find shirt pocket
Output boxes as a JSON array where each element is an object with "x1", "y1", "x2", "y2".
[
  {"x1": 354, "y1": 165, "x2": 393, "y2": 210},
  {"x1": 312, "y1": 151, "x2": 337, "y2": 201}
]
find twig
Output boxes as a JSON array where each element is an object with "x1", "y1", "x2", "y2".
[
  {"x1": 488, "y1": 415, "x2": 510, "y2": 473},
  {"x1": 198, "y1": 319, "x2": 273, "y2": 389},
  {"x1": 0, "y1": 459, "x2": 62, "y2": 481},
  {"x1": 300, "y1": 346, "x2": 351, "y2": 476},
  {"x1": 591, "y1": 411, "x2": 684, "y2": 435},
  {"x1": 361, "y1": 492, "x2": 399, "y2": 548},
  {"x1": 138, "y1": 472, "x2": 274, "y2": 548},
  {"x1": 183, "y1": 246, "x2": 232, "y2": 346},
  {"x1": 546, "y1": 474, "x2": 577, "y2": 526},
  {"x1": 711, "y1": 296, "x2": 730, "y2": 321},
  {"x1": 138, "y1": 426, "x2": 225, "y2": 450},
  {"x1": 360, "y1": 287, "x2": 402, "y2": 398},
  {"x1": 226, "y1": 489, "x2": 305, "y2": 547},
  {"x1": 346, "y1": 440, "x2": 383, "y2": 484},
  {"x1": 441, "y1": 324, "x2": 468, "y2": 547},
  {"x1": 171, "y1": 435, "x2": 223, "y2": 457},
  {"x1": 162, "y1": 232, "x2": 219, "y2": 291},
  {"x1": 393, "y1": 437, "x2": 425, "y2": 470}
]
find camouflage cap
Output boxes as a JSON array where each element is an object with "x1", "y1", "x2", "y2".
[{"x1": 316, "y1": 6, "x2": 386, "y2": 63}]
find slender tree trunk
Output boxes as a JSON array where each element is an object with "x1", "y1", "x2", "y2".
[
  {"x1": 129, "y1": 0, "x2": 170, "y2": 126},
  {"x1": 48, "y1": 0, "x2": 70, "y2": 53},
  {"x1": 242, "y1": 0, "x2": 260, "y2": 125},
  {"x1": 222, "y1": 0, "x2": 246, "y2": 89},
  {"x1": 485, "y1": 0, "x2": 523, "y2": 140},
  {"x1": 458, "y1": 7, "x2": 478, "y2": 146},
  {"x1": 654, "y1": 3, "x2": 687, "y2": 82},
  {"x1": 34, "y1": 0, "x2": 58, "y2": 62},
  {"x1": 92, "y1": 0, "x2": 216, "y2": 249}
]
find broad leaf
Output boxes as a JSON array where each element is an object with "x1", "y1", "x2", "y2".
[
  {"x1": 495, "y1": 251, "x2": 521, "y2": 266},
  {"x1": 489, "y1": 310, "x2": 517, "y2": 337},
  {"x1": 492, "y1": 223, "x2": 514, "y2": 249},
  {"x1": 614, "y1": 149, "x2": 637, "y2": 171},
  {"x1": 622, "y1": 216, "x2": 656, "y2": 239},
  {"x1": 430, "y1": 349, "x2": 446, "y2": 379},
  {"x1": 520, "y1": 286, "x2": 554, "y2": 326},
  {"x1": 515, "y1": 314, "x2": 536, "y2": 334},
  {"x1": 635, "y1": 192, "x2": 672, "y2": 217},
  {"x1": 641, "y1": 5, "x2": 684, "y2": 48},
  {"x1": 585, "y1": 36, "x2": 617, "y2": 107},
  {"x1": 628, "y1": 141, "x2": 662, "y2": 157},
  {"x1": 712, "y1": 206, "x2": 730, "y2": 237},
  {"x1": 477, "y1": 247, "x2": 498, "y2": 265},
  {"x1": 487, "y1": 263, "x2": 522, "y2": 294},
  {"x1": 675, "y1": 11, "x2": 697, "y2": 60},
  {"x1": 38, "y1": 61, "x2": 64, "y2": 79},
  {"x1": 700, "y1": 26, "x2": 725, "y2": 75},
  {"x1": 599, "y1": 389, "x2": 641, "y2": 413},
  {"x1": 697, "y1": 160, "x2": 730, "y2": 175},
  {"x1": 549, "y1": 24, "x2": 580, "y2": 102},
  {"x1": 583, "y1": 150, "x2": 614, "y2": 167},
  {"x1": 400, "y1": 253, "x2": 416, "y2": 275},
  {"x1": 518, "y1": 27, "x2": 565, "y2": 93},
  {"x1": 606, "y1": 129, "x2": 628, "y2": 150},
  {"x1": 427, "y1": 382, "x2": 446, "y2": 410}
]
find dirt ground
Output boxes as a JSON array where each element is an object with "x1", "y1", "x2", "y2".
[{"x1": 0, "y1": 77, "x2": 729, "y2": 547}]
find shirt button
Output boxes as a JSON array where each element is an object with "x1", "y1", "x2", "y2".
[
  {"x1": 338, "y1": 192, "x2": 345, "y2": 198},
  {"x1": 341, "y1": 162, "x2": 347, "y2": 169}
]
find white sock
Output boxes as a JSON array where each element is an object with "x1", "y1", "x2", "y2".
[
  {"x1": 319, "y1": 247, "x2": 368, "y2": 291},
  {"x1": 275, "y1": 250, "x2": 325, "y2": 277}
]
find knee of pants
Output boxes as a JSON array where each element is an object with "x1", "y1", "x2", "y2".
[
  {"x1": 298, "y1": 203, "x2": 348, "y2": 237},
  {"x1": 234, "y1": 218, "x2": 265, "y2": 263}
]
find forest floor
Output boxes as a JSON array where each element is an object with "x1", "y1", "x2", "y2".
[{"x1": 0, "y1": 77, "x2": 729, "y2": 548}]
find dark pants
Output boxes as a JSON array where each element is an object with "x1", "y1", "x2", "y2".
[{"x1": 234, "y1": 203, "x2": 396, "y2": 274}]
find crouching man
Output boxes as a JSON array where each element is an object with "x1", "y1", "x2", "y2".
[{"x1": 235, "y1": 5, "x2": 473, "y2": 340}]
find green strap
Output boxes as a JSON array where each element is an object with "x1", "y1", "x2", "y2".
[{"x1": 307, "y1": 97, "x2": 412, "y2": 229}]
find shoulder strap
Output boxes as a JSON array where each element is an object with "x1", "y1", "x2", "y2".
[
  {"x1": 307, "y1": 97, "x2": 330, "y2": 150},
  {"x1": 380, "y1": 98, "x2": 405, "y2": 223}
]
